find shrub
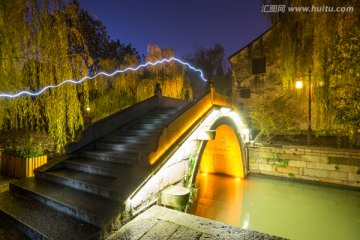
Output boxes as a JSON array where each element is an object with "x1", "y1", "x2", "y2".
[{"x1": 0, "y1": 131, "x2": 55, "y2": 158}]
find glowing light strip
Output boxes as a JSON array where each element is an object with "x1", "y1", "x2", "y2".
[{"x1": 0, "y1": 57, "x2": 207, "y2": 98}]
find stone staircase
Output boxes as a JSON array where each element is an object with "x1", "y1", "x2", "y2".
[{"x1": 0, "y1": 106, "x2": 183, "y2": 240}]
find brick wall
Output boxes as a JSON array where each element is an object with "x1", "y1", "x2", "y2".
[{"x1": 248, "y1": 144, "x2": 360, "y2": 188}]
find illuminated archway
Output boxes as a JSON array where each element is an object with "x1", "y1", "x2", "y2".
[
  {"x1": 128, "y1": 107, "x2": 249, "y2": 214},
  {"x1": 194, "y1": 116, "x2": 246, "y2": 181}
]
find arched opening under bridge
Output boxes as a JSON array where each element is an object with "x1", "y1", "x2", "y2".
[
  {"x1": 189, "y1": 116, "x2": 246, "y2": 225},
  {"x1": 194, "y1": 116, "x2": 246, "y2": 180}
]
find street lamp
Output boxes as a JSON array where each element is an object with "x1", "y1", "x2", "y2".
[{"x1": 295, "y1": 69, "x2": 312, "y2": 145}]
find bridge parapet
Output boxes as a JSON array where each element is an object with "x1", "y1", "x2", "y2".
[
  {"x1": 147, "y1": 87, "x2": 234, "y2": 166},
  {"x1": 148, "y1": 91, "x2": 211, "y2": 165},
  {"x1": 212, "y1": 90, "x2": 233, "y2": 108},
  {"x1": 65, "y1": 95, "x2": 186, "y2": 154}
]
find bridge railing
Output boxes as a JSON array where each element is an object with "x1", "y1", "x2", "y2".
[
  {"x1": 66, "y1": 95, "x2": 187, "y2": 154},
  {"x1": 65, "y1": 85, "x2": 233, "y2": 167},
  {"x1": 213, "y1": 90, "x2": 232, "y2": 108},
  {"x1": 147, "y1": 86, "x2": 233, "y2": 166}
]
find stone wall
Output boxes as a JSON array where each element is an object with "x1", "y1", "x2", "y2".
[
  {"x1": 129, "y1": 132, "x2": 201, "y2": 212},
  {"x1": 228, "y1": 29, "x2": 282, "y2": 117},
  {"x1": 248, "y1": 144, "x2": 360, "y2": 188}
]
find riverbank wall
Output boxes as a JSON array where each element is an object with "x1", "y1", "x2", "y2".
[{"x1": 248, "y1": 144, "x2": 360, "y2": 188}]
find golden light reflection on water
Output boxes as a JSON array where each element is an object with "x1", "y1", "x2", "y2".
[
  {"x1": 189, "y1": 174, "x2": 360, "y2": 240},
  {"x1": 189, "y1": 173, "x2": 245, "y2": 227}
]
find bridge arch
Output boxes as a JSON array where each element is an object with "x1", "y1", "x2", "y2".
[
  {"x1": 191, "y1": 115, "x2": 247, "y2": 187},
  {"x1": 127, "y1": 94, "x2": 250, "y2": 214}
]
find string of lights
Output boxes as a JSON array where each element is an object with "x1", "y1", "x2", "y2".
[{"x1": 0, "y1": 57, "x2": 207, "y2": 98}]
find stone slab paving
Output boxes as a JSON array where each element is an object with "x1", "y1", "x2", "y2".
[
  {"x1": 0, "y1": 174, "x2": 17, "y2": 193},
  {"x1": 0, "y1": 175, "x2": 29, "y2": 240},
  {"x1": 0, "y1": 218, "x2": 29, "y2": 240},
  {"x1": 107, "y1": 205, "x2": 286, "y2": 240}
]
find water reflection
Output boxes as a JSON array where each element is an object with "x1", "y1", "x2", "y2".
[{"x1": 189, "y1": 173, "x2": 360, "y2": 240}]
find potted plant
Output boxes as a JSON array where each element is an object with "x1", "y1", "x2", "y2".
[{"x1": 0, "y1": 131, "x2": 54, "y2": 178}]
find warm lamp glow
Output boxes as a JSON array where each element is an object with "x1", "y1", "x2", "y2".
[
  {"x1": 295, "y1": 81, "x2": 303, "y2": 89},
  {"x1": 86, "y1": 107, "x2": 90, "y2": 111},
  {"x1": 220, "y1": 107, "x2": 231, "y2": 114}
]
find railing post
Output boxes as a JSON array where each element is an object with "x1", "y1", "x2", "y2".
[
  {"x1": 210, "y1": 85, "x2": 214, "y2": 105},
  {"x1": 154, "y1": 82, "x2": 162, "y2": 106},
  {"x1": 154, "y1": 82, "x2": 162, "y2": 96},
  {"x1": 184, "y1": 90, "x2": 190, "y2": 104}
]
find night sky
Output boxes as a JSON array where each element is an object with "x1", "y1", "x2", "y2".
[{"x1": 78, "y1": 0, "x2": 270, "y2": 59}]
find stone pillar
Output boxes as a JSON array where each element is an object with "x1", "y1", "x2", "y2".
[
  {"x1": 205, "y1": 79, "x2": 214, "y2": 93},
  {"x1": 154, "y1": 82, "x2": 162, "y2": 96},
  {"x1": 184, "y1": 90, "x2": 190, "y2": 104}
]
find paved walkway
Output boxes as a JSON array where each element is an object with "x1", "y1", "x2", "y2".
[{"x1": 107, "y1": 205, "x2": 285, "y2": 240}]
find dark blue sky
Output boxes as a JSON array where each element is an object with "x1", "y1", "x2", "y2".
[{"x1": 78, "y1": 0, "x2": 270, "y2": 59}]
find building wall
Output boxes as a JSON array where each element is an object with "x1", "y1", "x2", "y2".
[
  {"x1": 228, "y1": 29, "x2": 282, "y2": 118},
  {"x1": 249, "y1": 144, "x2": 360, "y2": 188}
]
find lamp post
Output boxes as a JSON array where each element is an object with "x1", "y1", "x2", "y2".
[{"x1": 295, "y1": 69, "x2": 312, "y2": 145}]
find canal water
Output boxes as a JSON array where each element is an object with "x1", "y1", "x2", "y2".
[{"x1": 188, "y1": 173, "x2": 360, "y2": 240}]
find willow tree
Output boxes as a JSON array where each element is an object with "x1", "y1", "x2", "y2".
[
  {"x1": 136, "y1": 44, "x2": 192, "y2": 101},
  {"x1": 191, "y1": 44, "x2": 229, "y2": 97},
  {"x1": 88, "y1": 55, "x2": 141, "y2": 122},
  {"x1": 328, "y1": 27, "x2": 360, "y2": 146},
  {"x1": 262, "y1": 0, "x2": 360, "y2": 138},
  {"x1": 0, "y1": 0, "x2": 91, "y2": 152}
]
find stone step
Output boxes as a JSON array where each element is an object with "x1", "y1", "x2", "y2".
[
  {"x1": 146, "y1": 112, "x2": 173, "y2": 120},
  {"x1": 128, "y1": 123, "x2": 159, "y2": 130},
  {"x1": 38, "y1": 169, "x2": 121, "y2": 200},
  {"x1": 0, "y1": 216, "x2": 28, "y2": 240},
  {"x1": 105, "y1": 135, "x2": 150, "y2": 144},
  {"x1": 155, "y1": 107, "x2": 182, "y2": 113},
  {"x1": 10, "y1": 178, "x2": 121, "y2": 230},
  {"x1": 95, "y1": 142, "x2": 147, "y2": 152},
  {"x1": 63, "y1": 158, "x2": 132, "y2": 178},
  {"x1": 82, "y1": 150, "x2": 138, "y2": 164},
  {"x1": 146, "y1": 108, "x2": 178, "y2": 117},
  {"x1": 118, "y1": 129, "x2": 153, "y2": 136},
  {"x1": 0, "y1": 191, "x2": 101, "y2": 240},
  {"x1": 136, "y1": 117, "x2": 164, "y2": 125}
]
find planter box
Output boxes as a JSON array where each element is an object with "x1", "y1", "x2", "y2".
[{"x1": 0, "y1": 153, "x2": 47, "y2": 178}]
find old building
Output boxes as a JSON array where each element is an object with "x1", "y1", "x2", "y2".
[{"x1": 228, "y1": 28, "x2": 282, "y2": 120}]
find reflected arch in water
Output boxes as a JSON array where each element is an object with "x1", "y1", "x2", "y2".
[{"x1": 191, "y1": 116, "x2": 247, "y2": 183}]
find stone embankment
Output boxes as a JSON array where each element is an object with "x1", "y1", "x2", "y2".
[{"x1": 249, "y1": 144, "x2": 360, "y2": 188}]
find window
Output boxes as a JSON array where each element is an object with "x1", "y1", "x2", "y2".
[
  {"x1": 238, "y1": 102, "x2": 244, "y2": 111},
  {"x1": 252, "y1": 57, "x2": 266, "y2": 74},
  {"x1": 239, "y1": 88, "x2": 251, "y2": 98}
]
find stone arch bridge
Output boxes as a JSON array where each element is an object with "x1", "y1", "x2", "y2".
[{"x1": 0, "y1": 87, "x2": 249, "y2": 239}]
